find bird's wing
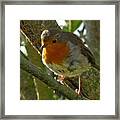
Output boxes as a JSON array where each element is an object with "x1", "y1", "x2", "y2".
[
  {"x1": 62, "y1": 32, "x2": 95, "y2": 64},
  {"x1": 54, "y1": 32, "x2": 100, "y2": 70}
]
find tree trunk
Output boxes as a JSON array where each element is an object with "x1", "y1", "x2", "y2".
[{"x1": 84, "y1": 20, "x2": 100, "y2": 65}]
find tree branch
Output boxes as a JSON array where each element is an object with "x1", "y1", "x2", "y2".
[{"x1": 20, "y1": 51, "x2": 87, "y2": 100}]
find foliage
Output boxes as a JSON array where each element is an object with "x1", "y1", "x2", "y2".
[{"x1": 63, "y1": 20, "x2": 82, "y2": 32}]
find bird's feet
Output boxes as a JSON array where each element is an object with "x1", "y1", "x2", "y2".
[
  {"x1": 75, "y1": 77, "x2": 82, "y2": 96},
  {"x1": 75, "y1": 89, "x2": 81, "y2": 95},
  {"x1": 57, "y1": 75, "x2": 65, "y2": 85}
]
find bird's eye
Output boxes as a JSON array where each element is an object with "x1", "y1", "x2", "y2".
[{"x1": 52, "y1": 40, "x2": 57, "y2": 43}]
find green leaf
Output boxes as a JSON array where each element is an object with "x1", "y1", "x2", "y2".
[{"x1": 63, "y1": 20, "x2": 82, "y2": 32}]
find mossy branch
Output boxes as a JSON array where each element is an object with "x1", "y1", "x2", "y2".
[{"x1": 20, "y1": 51, "x2": 87, "y2": 100}]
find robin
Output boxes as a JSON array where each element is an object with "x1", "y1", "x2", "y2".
[{"x1": 41, "y1": 29, "x2": 99, "y2": 94}]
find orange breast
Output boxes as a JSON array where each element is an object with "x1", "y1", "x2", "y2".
[{"x1": 42, "y1": 42, "x2": 69, "y2": 64}]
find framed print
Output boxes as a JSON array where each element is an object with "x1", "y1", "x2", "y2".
[{"x1": 0, "y1": 0, "x2": 119, "y2": 119}]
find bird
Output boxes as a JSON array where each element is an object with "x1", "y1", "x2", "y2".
[{"x1": 40, "y1": 28, "x2": 99, "y2": 95}]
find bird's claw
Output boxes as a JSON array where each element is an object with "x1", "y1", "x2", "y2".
[
  {"x1": 57, "y1": 79, "x2": 64, "y2": 85},
  {"x1": 75, "y1": 89, "x2": 81, "y2": 95}
]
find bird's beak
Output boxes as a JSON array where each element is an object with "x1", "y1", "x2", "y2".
[{"x1": 40, "y1": 44, "x2": 47, "y2": 51}]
